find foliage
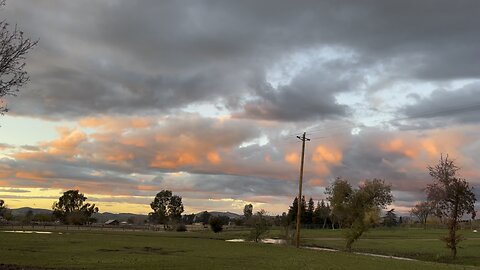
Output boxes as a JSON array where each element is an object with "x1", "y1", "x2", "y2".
[
  {"x1": 287, "y1": 196, "x2": 306, "y2": 224},
  {"x1": 410, "y1": 201, "x2": 433, "y2": 229},
  {"x1": 313, "y1": 200, "x2": 331, "y2": 228},
  {"x1": 209, "y1": 216, "x2": 224, "y2": 233},
  {"x1": 196, "y1": 211, "x2": 211, "y2": 225},
  {"x1": 426, "y1": 155, "x2": 477, "y2": 259},
  {"x1": 175, "y1": 223, "x2": 187, "y2": 232},
  {"x1": 149, "y1": 190, "x2": 184, "y2": 229},
  {"x1": 243, "y1": 204, "x2": 253, "y2": 220},
  {"x1": 326, "y1": 178, "x2": 353, "y2": 228},
  {"x1": 383, "y1": 209, "x2": 398, "y2": 227},
  {"x1": 248, "y1": 209, "x2": 271, "y2": 242},
  {"x1": 181, "y1": 213, "x2": 195, "y2": 225},
  {"x1": 326, "y1": 178, "x2": 393, "y2": 251},
  {"x1": 0, "y1": 1, "x2": 38, "y2": 114},
  {"x1": 305, "y1": 197, "x2": 315, "y2": 224},
  {"x1": 52, "y1": 190, "x2": 98, "y2": 225},
  {"x1": 0, "y1": 199, "x2": 6, "y2": 217}
]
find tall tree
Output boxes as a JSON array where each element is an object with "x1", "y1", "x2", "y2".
[
  {"x1": 327, "y1": 178, "x2": 392, "y2": 251},
  {"x1": 383, "y1": 209, "x2": 398, "y2": 227},
  {"x1": 0, "y1": 199, "x2": 6, "y2": 217},
  {"x1": 287, "y1": 197, "x2": 298, "y2": 223},
  {"x1": 426, "y1": 155, "x2": 476, "y2": 259},
  {"x1": 243, "y1": 204, "x2": 253, "y2": 220},
  {"x1": 326, "y1": 177, "x2": 353, "y2": 228},
  {"x1": 149, "y1": 190, "x2": 184, "y2": 228},
  {"x1": 410, "y1": 201, "x2": 433, "y2": 229},
  {"x1": 305, "y1": 197, "x2": 315, "y2": 225},
  {"x1": 0, "y1": 199, "x2": 11, "y2": 220},
  {"x1": 287, "y1": 197, "x2": 306, "y2": 224},
  {"x1": 0, "y1": 0, "x2": 38, "y2": 114},
  {"x1": 52, "y1": 190, "x2": 98, "y2": 225},
  {"x1": 313, "y1": 200, "x2": 331, "y2": 228}
]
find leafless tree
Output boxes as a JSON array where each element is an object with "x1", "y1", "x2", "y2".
[
  {"x1": 410, "y1": 201, "x2": 433, "y2": 229},
  {"x1": 0, "y1": 0, "x2": 38, "y2": 114}
]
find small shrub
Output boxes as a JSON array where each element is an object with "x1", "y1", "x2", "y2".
[
  {"x1": 209, "y1": 216, "x2": 224, "y2": 233},
  {"x1": 176, "y1": 223, "x2": 187, "y2": 232}
]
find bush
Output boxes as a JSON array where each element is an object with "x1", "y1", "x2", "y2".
[
  {"x1": 209, "y1": 216, "x2": 224, "y2": 233},
  {"x1": 248, "y1": 210, "x2": 271, "y2": 242},
  {"x1": 176, "y1": 223, "x2": 187, "y2": 232}
]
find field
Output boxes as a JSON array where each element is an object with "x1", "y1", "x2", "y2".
[{"x1": 0, "y1": 227, "x2": 479, "y2": 269}]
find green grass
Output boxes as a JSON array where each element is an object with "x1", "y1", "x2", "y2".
[
  {"x1": 298, "y1": 227, "x2": 480, "y2": 266},
  {"x1": 0, "y1": 228, "x2": 478, "y2": 269}
]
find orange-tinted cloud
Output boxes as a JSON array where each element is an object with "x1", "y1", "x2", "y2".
[
  {"x1": 312, "y1": 145, "x2": 342, "y2": 164},
  {"x1": 285, "y1": 152, "x2": 299, "y2": 165},
  {"x1": 207, "y1": 152, "x2": 221, "y2": 164}
]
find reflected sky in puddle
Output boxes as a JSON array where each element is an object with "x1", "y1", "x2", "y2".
[
  {"x1": 226, "y1": 238, "x2": 286, "y2": 244},
  {"x1": 2, "y1": 230, "x2": 62, "y2": 235}
]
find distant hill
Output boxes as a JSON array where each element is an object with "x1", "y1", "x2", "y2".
[
  {"x1": 11, "y1": 207, "x2": 52, "y2": 217},
  {"x1": 9, "y1": 208, "x2": 242, "y2": 223},
  {"x1": 9, "y1": 207, "x2": 148, "y2": 224},
  {"x1": 208, "y1": 211, "x2": 242, "y2": 219}
]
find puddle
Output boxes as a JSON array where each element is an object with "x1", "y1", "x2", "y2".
[
  {"x1": 305, "y1": 246, "x2": 416, "y2": 261},
  {"x1": 353, "y1": 252, "x2": 417, "y2": 261},
  {"x1": 225, "y1": 239, "x2": 417, "y2": 262},
  {"x1": 2, "y1": 230, "x2": 61, "y2": 235},
  {"x1": 261, "y1": 238, "x2": 287, "y2": 244},
  {"x1": 226, "y1": 238, "x2": 286, "y2": 244},
  {"x1": 305, "y1": 247, "x2": 338, "y2": 252},
  {"x1": 226, "y1": 239, "x2": 245, "y2": 242}
]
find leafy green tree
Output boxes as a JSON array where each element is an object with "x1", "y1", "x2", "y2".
[
  {"x1": 243, "y1": 204, "x2": 253, "y2": 220},
  {"x1": 410, "y1": 201, "x2": 433, "y2": 229},
  {"x1": 383, "y1": 209, "x2": 398, "y2": 227},
  {"x1": 248, "y1": 209, "x2": 271, "y2": 242},
  {"x1": 52, "y1": 190, "x2": 99, "y2": 225},
  {"x1": 287, "y1": 196, "x2": 306, "y2": 224},
  {"x1": 0, "y1": 199, "x2": 5, "y2": 215},
  {"x1": 326, "y1": 178, "x2": 353, "y2": 228},
  {"x1": 0, "y1": 199, "x2": 8, "y2": 219},
  {"x1": 196, "y1": 211, "x2": 211, "y2": 225},
  {"x1": 0, "y1": 199, "x2": 11, "y2": 220},
  {"x1": 149, "y1": 190, "x2": 184, "y2": 229},
  {"x1": 305, "y1": 197, "x2": 315, "y2": 225},
  {"x1": 209, "y1": 216, "x2": 224, "y2": 233},
  {"x1": 0, "y1": 0, "x2": 38, "y2": 114},
  {"x1": 426, "y1": 155, "x2": 477, "y2": 259},
  {"x1": 327, "y1": 178, "x2": 392, "y2": 251},
  {"x1": 313, "y1": 200, "x2": 331, "y2": 228}
]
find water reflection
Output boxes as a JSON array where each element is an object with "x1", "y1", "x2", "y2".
[
  {"x1": 226, "y1": 238, "x2": 286, "y2": 244},
  {"x1": 2, "y1": 230, "x2": 62, "y2": 234}
]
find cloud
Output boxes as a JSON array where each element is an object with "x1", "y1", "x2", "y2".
[
  {"x1": 2, "y1": 1, "x2": 480, "y2": 214},
  {"x1": 397, "y1": 82, "x2": 480, "y2": 128},
  {"x1": 5, "y1": 1, "x2": 480, "y2": 120}
]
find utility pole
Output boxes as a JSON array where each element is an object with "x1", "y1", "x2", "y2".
[{"x1": 295, "y1": 132, "x2": 309, "y2": 248}]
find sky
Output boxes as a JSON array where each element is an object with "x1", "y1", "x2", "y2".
[{"x1": 1, "y1": 0, "x2": 479, "y2": 216}]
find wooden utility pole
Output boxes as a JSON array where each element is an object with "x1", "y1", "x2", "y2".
[{"x1": 295, "y1": 132, "x2": 309, "y2": 248}]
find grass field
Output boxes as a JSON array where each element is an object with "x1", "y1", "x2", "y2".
[
  {"x1": 0, "y1": 227, "x2": 478, "y2": 269},
  {"x1": 297, "y1": 227, "x2": 480, "y2": 266}
]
